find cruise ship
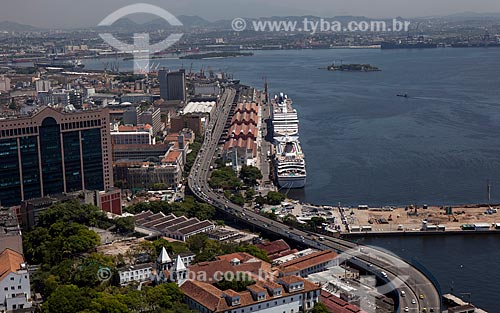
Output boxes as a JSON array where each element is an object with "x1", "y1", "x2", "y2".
[
  {"x1": 271, "y1": 93, "x2": 299, "y2": 137},
  {"x1": 274, "y1": 136, "x2": 306, "y2": 188}
]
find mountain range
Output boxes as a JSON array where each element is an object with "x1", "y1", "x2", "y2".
[{"x1": 1, "y1": 12, "x2": 500, "y2": 32}]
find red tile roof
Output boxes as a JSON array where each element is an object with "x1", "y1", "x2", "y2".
[
  {"x1": 278, "y1": 250, "x2": 338, "y2": 273},
  {"x1": 256, "y1": 240, "x2": 291, "y2": 258},
  {"x1": 235, "y1": 102, "x2": 259, "y2": 114},
  {"x1": 181, "y1": 275, "x2": 320, "y2": 313},
  {"x1": 162, "y1": 150, "x2": 182, "y2": 163},
  {"x1": 231, "y1": 112, "x2": 258, "y2": 126},
  {"x1": 321, "y1": 290, "x2": 369, "y2": 313},
  {"x1": 0, "y1": 248, "x2": 24, "y2": 282}
]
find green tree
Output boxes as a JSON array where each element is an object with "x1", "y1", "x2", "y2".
[
  {"x1": 230, "y1": 193, "x2": 245, "y2": 206},
  {"x1": 88, "y1": 293, "x2": 129, "y2": 313},
  {"x1": 37, "y1": 200, "x2": 111, "y2": 229},
  {"x1": 25, "y1": 222, "x2": 100, "y2": 266},
  {"x1": 311, "y1": 302, "x2": 330, "y2": 313},
  {"x1": 186, "y1": 233, "x2": 209, "y2": 254},
  {"x1": 209, "y1": 167, "x2": 243, "y2": 190},
  {"x1": 184, "y1": 136, "x2": 203, "y2": 176},
  {"x1": 266, "y1": 191, "x2": 285, "y2": 205},
  {"x1": 43, "y1": 285, "x2": 93, "y2": 313},
  {"x1": 214, "y1": 275, "x2": 255, "y2": 292},
  {"x1": 245, "y1": 188, "x2": 255, "y2": 202},
  {"x1": 114, "y1": 217, "x2": 135, "y2": 234},
  {"x1": 239, "y1": 165, "x2": 263, "y2": 186},
  {"x1": 255, "y1": 195, "x2": 266, "y2": 206},
  {"x1": 236, "y1": 245, "x2": 270, "y2": 263},
  {"x1": 124, "y1": 196, "x2": 216, "y2": 221},
  {"x1": 283, "y1": 214, "x2": 299, "y2": 226},
  {"x1": 151, "y1": 183, "x2": 169, "y2": 191},
  {"x1": 308, "y1": 217, "x2": 326, "y2": 231}
]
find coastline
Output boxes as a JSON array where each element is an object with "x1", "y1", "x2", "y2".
[{"x1": 342, "y1": 229, "x2": 500, "y2": 238}]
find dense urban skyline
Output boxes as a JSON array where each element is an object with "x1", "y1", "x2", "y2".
[{"x1": 2, "y1": 0, "x2": 500, "y2": 28}]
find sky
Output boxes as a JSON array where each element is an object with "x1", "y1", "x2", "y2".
[{"x1": 2, "y1": 0, "x2": 500, "y2": 28}]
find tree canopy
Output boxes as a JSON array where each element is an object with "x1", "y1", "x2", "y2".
[
  {"x1": 24, "y1": 222, "x2": 100, "y2": 266},
  {"x1": 124, "y1": 196, "x2": 216, "y2": 221},
  {"x1": 311, "y1": 302, "x2": 331, "y2": 313},
  {"x1": 186, "y1": 233, "x2": 270, "y2": 263},
  {"x1": 266, "y1": 191, "x2": 286, "y2": 205},
  {"x1": 239, "y1": 165, "x2": 263, "y2": 186},
  {"x1": 209, "y1": 166, "x2": 243, "y2": 190},
  {"x1": 43, "y1": 283, "x2": 192, "y2": 313},
  {"x1": 37, "y1": 200, "x2": 112, "y2": 229}
]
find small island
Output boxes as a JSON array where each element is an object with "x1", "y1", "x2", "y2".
[
  {"x1": 323, "y1": 63, "x2": 381, "y2": 72},
  {"x1": 180, "y1": 52, "x2": 254, "y2": 60}
]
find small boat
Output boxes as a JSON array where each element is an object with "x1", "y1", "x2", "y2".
[{"x1": 397, "y1": 93, "x2": 408, "y2": 98}]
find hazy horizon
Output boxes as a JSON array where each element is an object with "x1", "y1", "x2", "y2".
[{"x1": 2, "y1": 0, "x2": 500, "y2": 28}]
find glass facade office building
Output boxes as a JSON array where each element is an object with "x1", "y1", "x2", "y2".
[{"x1": 0, "y1": 107, "x2": 113, "y2": 206}]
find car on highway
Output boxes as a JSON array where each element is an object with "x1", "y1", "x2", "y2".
[{"x1": 380, "y1": 271, "x2": 388, "y2": 278}]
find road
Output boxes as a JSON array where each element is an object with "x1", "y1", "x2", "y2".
[{"x1": 188, "y1": 87, "x2": 441, "y2": 313}]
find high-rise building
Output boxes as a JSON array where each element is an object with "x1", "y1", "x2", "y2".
[
  {"x1": 159, "y1": 69, "x2": 186, "y2": 101},
  {"x1": 0, "y1": 75, "x2": 11, "y2": 92},
  {"x1": 35, "y1": 80, "x2": 51, "y2": 92},
  {"x1": 168, "y1": 69, "x2": 186, "y2": 101},
  {"x1": 111, "y1": 123, "x2": 155, "y2": 145},
  {"x1": 138, "y1": 106, "x2": 162, "y2": 134},
  {"x1": 0, "y1": 107, "x2": 113, "y2": 207},
  {"x1": 158, "y1": 68, "x2": 168, "y2": 100}
]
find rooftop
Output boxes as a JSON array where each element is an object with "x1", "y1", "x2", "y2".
[
  {"x1": 181, "y1": 274, "x2": 320, "y2": 313},
  {"x1": 181, "y1": 101, "x2": 216, "y2": 115},
  {"x1": 321, "y1": 290, "x2": 369, "y2": 313},
  {"x1": 256, "y1": 239, "x2": 291, "y2": 258},
  {"x1": 278, "y1": 250, "x2": 338, "y2": 273},
  {"x1": 0, "y1": 248, "x2": 25, "y2": 282}
]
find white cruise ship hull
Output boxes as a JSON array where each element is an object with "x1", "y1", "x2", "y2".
[
  {"x1": 273, "y1": 130, "x2": 299, "y2": 137},
  {"x1": 277, "y1": 175, "x2": 306, "y2": 188}
]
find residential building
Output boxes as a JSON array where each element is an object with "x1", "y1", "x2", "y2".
[
  {"x1": 35, "y1": 80, "x2": 51, "y2": 92},
  {"x1": 181, "y1": 267, "x2": 321, "y2": 313},
  {"x1": 256, "y1": 239, "x2": 292, "y2": 260},
  {"x1": 37, "y1": 90, "x2": 70, "y2": 106},
  {"x1": 112, "y1": 144, "x2": 171, "y2": 162},
  {"x1": 20, "y1": 189, "x2": 121, "y2": 230},
  {"x1": 83, "y1": 188, "x2": 122, "y2": 216},
  {"x1": 193, "y1": 81, "x2": 221, "y2": 97},
  {"x1": 117, "y1": 263, "x2": 154, "y2": 286},
  {"x1": 0, "y1": 75, "x2": 11, "y2": 92},
  {"x1": 111, "y1": 123, "x2": 155, "y2": 145},
  {"x1": 69, "y1": 90, "x2": 83, "y2": 108},
  {"x1": 0, "y1": 249, "x2": 32, "y2": 312},
  {"x1": 125, "y1": 161, "x2": 182, "y2": 190},
  {"x1": 321, "y1": 291, "x2": 368, "y2": 313},
  {"x1": 137, "y1": 106, "x2": 162, "y2": 134},
  {"x1": 158, "y1": 68, "x2": 168, "y2": 100},
  {"x1": 159, "y1": 69, "x2": 186, "y2": 101},
  {"x1": 170, "y1": 115, "x2": 204, "y2": 135},
  {"x1": 120, "y1": 93, "x2": 154, "y2": 104},
  {"x1": 277, "y1": 250, "x2": 338, "y2": 278},
  {"x1": 0, "y1": 207, "x2": 22, "y2": 254},
  {"x1": 0, "y1": 107, "x2": 113, "y2": 207}
]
